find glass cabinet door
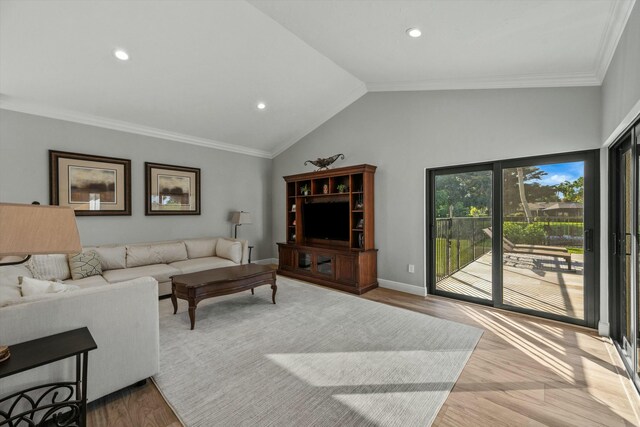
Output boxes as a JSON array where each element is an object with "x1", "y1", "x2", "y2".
[
  {"x1": 298, "y1": 252, "x2": 312, "y2": 272},
  {"x1": 316, "y1": 254, "x2": 334, "y2": 276}
]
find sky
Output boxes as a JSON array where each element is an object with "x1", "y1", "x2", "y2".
[{"x1": 535, "y1": 161, "x2": 584, "y2": 186}]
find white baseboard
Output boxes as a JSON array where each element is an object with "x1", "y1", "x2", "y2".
[
  {"x1": 254, "y1": 258, "x2": 278, "y2": 265},
  {"x1": 377, "y1": 278, "x2": 426, "y2": 296},
  {"x1": 598, "y1": 320, "x2": 610, "y2": 337}
]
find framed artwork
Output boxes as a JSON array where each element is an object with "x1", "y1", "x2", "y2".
[
  {"x1": 145, "y1": 162, "x2": 201, "y2": 215},
  {"x1": 49, "y1": 150, "x2": 131, "y2": 216}
]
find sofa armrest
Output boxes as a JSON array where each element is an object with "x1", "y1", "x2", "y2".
[
  {"x1": 0, "y1": 277, "x2": 159, "y2": 402},
  {"x1": 225, "y1": 238, "x2": 249, "y2": 264}
]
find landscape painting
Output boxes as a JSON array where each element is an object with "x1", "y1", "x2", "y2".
[
  {"x1": 145, "y1": 162, "x2": 200, "y2": 215},
  {"x1": 50, "y1": 150, "x2": 131, "y2": 216},
  {"x1": 68, "y1": 166, "x2": 117, "y2": 204}
]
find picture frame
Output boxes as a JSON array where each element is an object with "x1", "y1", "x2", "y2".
[
  {"x1": 49, "y1": 150, "x2": 131, "y2": 216},
  {"x1": 145, "y1": 162, "x2": 201, "y2": 215}
]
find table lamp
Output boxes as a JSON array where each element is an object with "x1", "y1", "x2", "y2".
[
  {"x1": 231, "y1": 211, "x2": 252, "y2": 239},
  {"x1": 0, "y1": 203, "x2": 82, "y2": 266}
]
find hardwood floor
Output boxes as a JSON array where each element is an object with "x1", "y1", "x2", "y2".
[{"x1": 87, "y1": 286, "x2": 640, "y2": 426}]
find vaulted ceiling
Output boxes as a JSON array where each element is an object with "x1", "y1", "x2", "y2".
[{"x1": 0, "y1": 0, "x2": 635, "y2": 158}]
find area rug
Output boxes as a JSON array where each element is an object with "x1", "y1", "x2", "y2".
[{"x1": 154, "y1": 277, "x2": 482, "y2": 426}]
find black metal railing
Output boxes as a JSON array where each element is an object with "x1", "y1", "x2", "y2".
[{"x1": 435, "y1": 217, "x2": 491, "y2": 283}]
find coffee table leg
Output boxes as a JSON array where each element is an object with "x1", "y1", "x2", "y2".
[
  {"x1": 251, "y1": 288, "x2": 254, "y2": 295},
  {"x1": 171, "y1": 283, "x2": 178, "y2": 314},
  {"x1": 188, "y1": 300, "x2": 197, "y2": 330},
  {"x1": 271, "y1": 282, "x2": 277, "y2": 304}
]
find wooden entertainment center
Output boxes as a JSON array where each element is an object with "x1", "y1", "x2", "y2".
[{"x1": 277, "y1": 164, "x2": 377, "y2": 294}]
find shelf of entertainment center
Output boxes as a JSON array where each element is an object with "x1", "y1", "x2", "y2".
[{"x1": 280, "y1": 164, "x2": 376, "y2": 294}]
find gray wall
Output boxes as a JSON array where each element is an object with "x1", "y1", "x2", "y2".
[
  {"x1": 0, "y1": 110, "x2": 273, "y2": 261},
  {"x1": 602, "y1": 2, "x2": 640, "y2": 142},
  {"x1": 273, "y1": 87, "x2": 602, "y2": 289}
]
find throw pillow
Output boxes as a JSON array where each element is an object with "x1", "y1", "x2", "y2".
[
  {"x1": 19, "y1": 276, "x2": 80, "y2": 296},
  {"x1": 29, "y1": 254, "x2": 71, "y2": 281},
  {"x1": 68, "y1": 251, "x2": 103, "y2": 280},
  {"x1": 216, "y1": 239, "x2": 242, "y2": 264}
]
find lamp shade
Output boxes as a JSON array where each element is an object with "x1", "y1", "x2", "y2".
[
  {"x1": 0, "y1": 203, "x2": 82, "y2": 257},
  {"x1": 231, "y1": 211, "x2": 252, "y2": 225}
]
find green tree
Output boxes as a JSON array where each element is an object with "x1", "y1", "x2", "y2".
[
  {"x1": 554, "y1": 176, "x2": 584, "y2": 202},
  {"x1": 435, "y1": 172, "x2": 492, "y2": 218}
]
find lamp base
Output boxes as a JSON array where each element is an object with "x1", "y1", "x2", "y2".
[
  {"x1": 0, "y1": 346, "x2": 10, "y2": 363},
  {"x1": 0, "y1": 255, "x2": 31, "y2": 267}
]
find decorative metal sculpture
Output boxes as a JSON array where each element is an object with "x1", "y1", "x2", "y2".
[{"x1": 304, "y1": 154, "x2": 345, "y2": 170}]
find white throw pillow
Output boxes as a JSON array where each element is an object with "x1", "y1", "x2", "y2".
[
  {"x1": 19, "y1": 276, "x2": 79, "y2": 296},
  {"x1": 216, "y1": 239, "x2": 242, "y2": 264},
  {"x1": 30, "y1": 254, "x2": 71, "y2": 281},
  {"x1": 0, "y1": 263, "x2": 31, "y2": 304}
]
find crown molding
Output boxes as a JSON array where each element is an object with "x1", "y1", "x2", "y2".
[
  {"x1": 0, "y1": 98, "x2": 273, "y2": 159},
  {"x1": 270, "y1": 82, "x2": 367, "y2": 158},
  {"x1": 366, "y1": 72, "x2": 601, "y2": 92},
  {"x1": 594, "y1": 0, "x2": 636, "y2": 82}
]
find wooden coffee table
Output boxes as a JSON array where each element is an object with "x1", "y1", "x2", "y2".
[{"x1": 171, "y1": 264, "x2": 277, "y2": 330}]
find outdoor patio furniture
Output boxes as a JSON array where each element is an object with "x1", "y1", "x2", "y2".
[{"x1": 482, "y1": 228, "x2": 572, "y2": 270}]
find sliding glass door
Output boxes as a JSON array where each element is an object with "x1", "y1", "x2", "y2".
[
  {"x1": 432, "y1": 166, "x2": 493, "y2": 303},
  {"x1": 500, "y1": 159, "x2": 592, "y2": 322},
  {"x1": 427, "y1": 150, "x2": 599, "y2": 327},
  {"x1": 610, "y1": 120, "x2": 639, "y2": 389}
]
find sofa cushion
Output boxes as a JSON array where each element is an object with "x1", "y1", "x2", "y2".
[
  {"x1": 103, "y1": 264, "x2": 180, "y2": 284},
  {"x1": 154, "y1": 242, "x2": 188, "y2": 263},
  {"x1": 126, "y1": 245, "x2": 162, "y2": 267},
  {"x1": 64, "y1": 274, "x2": 109, "y2": 288},
  {"x1": 68, "y1": 251, "x2": 103, "y2": 280},
  {"x1": 0, "y1": 263, "x2": 33, "y2": 305},
  {"x1": 30, "y1": 254, "x2": 71, "y2": 281},
  {"x1": 169, "y1": 257, "x2": 236, "y2": 275},
  {"x1": 85, "y1": 246, "x2": 126, "y2": 271},
  {"x1": 184, "y1": 238, "x2": 217, "y2": 259},
  {"x1": 126, "y1": 242, "x2": 188, "y2": 267},
  {"x1": 216, "y1": 239, "x2": 242, "y2": 264}
]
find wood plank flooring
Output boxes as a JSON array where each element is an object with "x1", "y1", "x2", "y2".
[{"x1": 87, "y1": 285, "x2": 640, "y2": 427}]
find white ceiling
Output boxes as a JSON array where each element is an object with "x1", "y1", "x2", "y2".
[
  {"x1": 0, "y1": 0, "x2": 635, "y2": 158},
  {"x1": 250, "y1": 0, "x2": 635, "y2": 91}
]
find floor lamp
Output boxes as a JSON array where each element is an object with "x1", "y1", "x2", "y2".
[{"x1": 231, "y1": 211, "x2": 252, "y2": 239}]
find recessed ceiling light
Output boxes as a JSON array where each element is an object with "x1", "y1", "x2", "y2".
[
  {"x1": 114, "y1": 49, "x2": 130, "y2": 61},
  {"x1": 406, "y1": 28, "x2": 422, "y2": 38},
  {"x1": 257, "y1": 102, "x2": 266, "y2": 110}
]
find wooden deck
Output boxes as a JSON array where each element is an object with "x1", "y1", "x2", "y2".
[{"x1": 437, "y1": 252, "x2": 585, "y2": 319}]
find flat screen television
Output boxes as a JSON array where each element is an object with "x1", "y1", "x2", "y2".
[{"x1": 303, "y1": 202, "x2": 350, "y2": 241}]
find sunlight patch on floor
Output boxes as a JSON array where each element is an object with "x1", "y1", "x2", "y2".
[
  {"x1": 333, "y1": 391, "x2": 442, "y2": 426},
  {"x1": 266, "y1": 351, "x2": 468, "y2": 387},
  {"x1": 458, "y1": 304, "x2": 576, "y2": 384}
]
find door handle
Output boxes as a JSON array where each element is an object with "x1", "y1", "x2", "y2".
[{"x1": 585, "y1": 229, "x2": 594, "y2": 252}]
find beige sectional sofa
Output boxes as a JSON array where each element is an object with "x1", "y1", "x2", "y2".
[
  {"x1": 0, "y1": 236, "x2": 249, "y2": 409},
  {"x1": 0, "y1": 236, "x2": 249, "y2": 306},
  {"x1": 82, "y1": 237, "x2": 249, "y2": 296}
]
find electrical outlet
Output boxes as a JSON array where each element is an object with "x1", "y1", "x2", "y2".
[{"x1": 408, "y1": 264, "x2": 415, "y2": 273}]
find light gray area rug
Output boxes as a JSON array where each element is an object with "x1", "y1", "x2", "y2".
[{"x1": 155, "y1": 277, "x2": 482, "y2": 427}]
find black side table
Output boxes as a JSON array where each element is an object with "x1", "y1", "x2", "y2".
[
  {"x1": 248, "y1": 245, "x2": 254, "y2": 263},
  {"x1": 0, "y1": 327, "x2": 97, "y2": 427}
]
